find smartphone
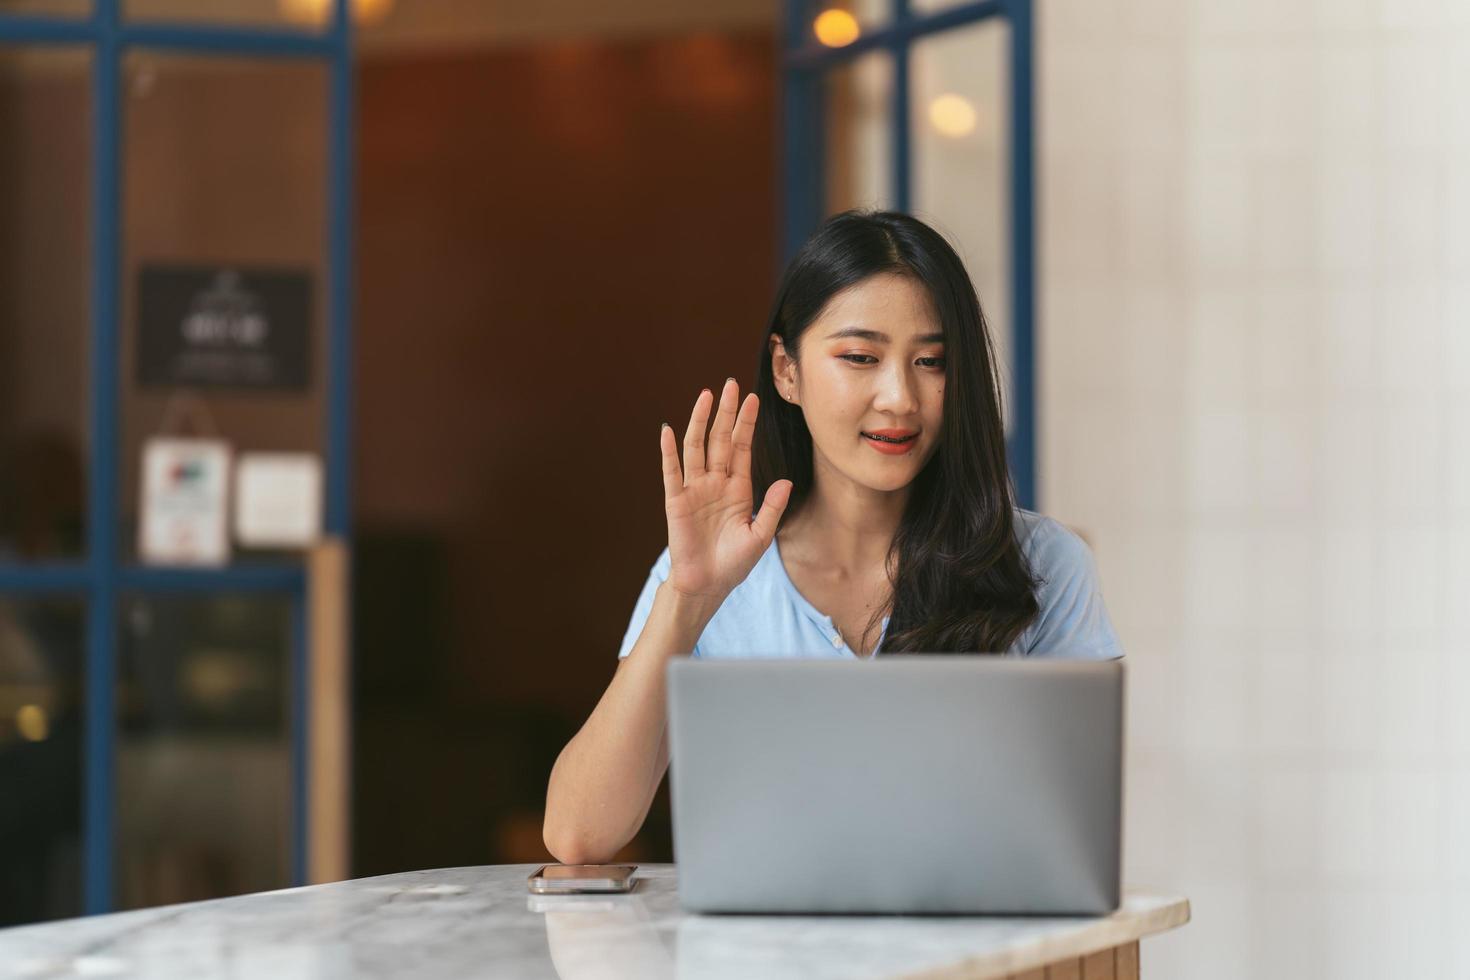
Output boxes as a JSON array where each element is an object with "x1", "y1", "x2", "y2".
[{"x1": 527, "y1": 864, "x2": 638, "y2": 895}]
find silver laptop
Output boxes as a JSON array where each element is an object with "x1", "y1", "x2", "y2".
[{"x1": 665, "y1": 656, "x2": 1124, "y2": 915}]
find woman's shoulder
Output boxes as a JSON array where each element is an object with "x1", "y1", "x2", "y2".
[
  {"x1": 1011, "y1": 507, "x2": 1094, "y2": 580},
  {"x1": 1009, "y1": 508, "x2": 1121, "y2": 659}
]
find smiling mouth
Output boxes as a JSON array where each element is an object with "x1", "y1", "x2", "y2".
[{"x1": 862, "y1": 433, "x2": 916, "y2": 444}]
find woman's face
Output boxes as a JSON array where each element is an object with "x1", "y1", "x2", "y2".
[{"x1": 770, "y1": 272, "x2": 946, "y2": 495}]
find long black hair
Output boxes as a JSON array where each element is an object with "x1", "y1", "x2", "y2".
[{"x1": 751, "y1": 209, "x2": 1039, "y2": 654}]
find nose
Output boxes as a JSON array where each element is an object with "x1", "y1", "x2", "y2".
[{"x1": 871, "y1": 358, "x2": 921, "y2": 417}]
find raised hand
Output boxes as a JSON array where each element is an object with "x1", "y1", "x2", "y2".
[{"x1": 659, "y1": 378, "x2": 793, "y2": 604}]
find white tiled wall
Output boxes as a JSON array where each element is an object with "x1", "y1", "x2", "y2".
[{"x1": 1036, "y1": 0, "x2": 1469, "y2": 975}]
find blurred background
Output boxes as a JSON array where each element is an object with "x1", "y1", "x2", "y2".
[{"x1": 0, "y1": 0, "x2": 1465, "y2": 977}]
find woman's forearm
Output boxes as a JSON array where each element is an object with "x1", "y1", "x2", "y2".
[{"x1": 543, "y1": 581, "x2": 722, "y2": 864}]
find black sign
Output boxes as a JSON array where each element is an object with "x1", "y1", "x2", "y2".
[{"x1": 137, "y1": 265, "x2": 312, "y2": 390}]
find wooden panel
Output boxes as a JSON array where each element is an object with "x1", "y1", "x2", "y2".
[
  {"x1": 999, "y1": 940, "x2": 1144, "y2": 980},
  {"x1": 1045, "y1": 958, "x2": 1081, "y2": 980},
  {"x1": 355, "y1": 35, "x2": 778, "y2": 715},
  {"x1": 352, "y1": 34, "x2": 779, "y2": 870},
  {"x1": 1081, "y1": 948, "x2": 1115, "y2": 979},
  {"x1": 1115, "y1": 941, "x2": 1139, "y2": 980},
  {"x1": 308, "y1": 536, "x2": 351, "y2": 883}
]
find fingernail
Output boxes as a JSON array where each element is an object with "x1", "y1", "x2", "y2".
[
  {"x1": 661, "y1": 422, "x2": 669, "y2": 431},
  {"x1": 726, "y1": 377, "x2": 736, "y2": 384}
]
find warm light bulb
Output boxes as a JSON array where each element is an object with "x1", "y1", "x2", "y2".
[
  {"x1": 16, "y1": 704, "x2": 48, "y2": 742},
  {"x1": 279, "y1": 0, "x2": 394, "y2": 27},
  {"x1": 813, "y1": 9, "x2": 861, "y2": 48},
  {"x1": 928, "y1": 93, "x2": 977, "y2": 138}
]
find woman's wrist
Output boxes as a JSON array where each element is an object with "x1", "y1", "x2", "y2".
[{"x1": 653, "y1": 579, "x2": 724, "y2": 646}]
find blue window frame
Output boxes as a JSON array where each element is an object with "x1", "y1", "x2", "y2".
[
  {"x1": 780, "y1": 0, "x2": 1036, "y2": 508},
  {"x1": 0, "y1": 0, "x2": 354, "y2": 915}
]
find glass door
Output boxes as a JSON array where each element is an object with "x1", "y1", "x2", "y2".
[{"x1": 0, "y1": 0, "x2": 354, "y2": 922}]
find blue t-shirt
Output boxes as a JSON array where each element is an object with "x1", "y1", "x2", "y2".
[{"x1": 616, "y1": 508, "x2": 1123, "y2": 660}]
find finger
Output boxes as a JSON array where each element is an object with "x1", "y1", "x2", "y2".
[
  {"x1": 705, "y1": 378, "x2": 739, "y2": 476},
  {"x1": 750, "y1": 479, "x2": 793, "y2": 546},
  {"x1": 729, "y1": 392, "x2": 758, "y2": 481},
  {"x1": 659, "y1": 422, "x2": 683, "y2": 503},
  {"x1": 682, "y1": 388, "x2": 712, "y2": 483}
]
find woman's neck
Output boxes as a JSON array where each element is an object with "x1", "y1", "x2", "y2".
[{"x1": 780, "y1": 481, "x2": 907, "y2": 579}]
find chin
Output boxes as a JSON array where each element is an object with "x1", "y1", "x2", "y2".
[{"x1": 857, "y1": 466, "x2": 919, "y2": 493}]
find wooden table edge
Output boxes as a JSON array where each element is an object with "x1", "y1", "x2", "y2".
[{"x1": 894, "y1": 895, "x2": 1192, "y2": 980}]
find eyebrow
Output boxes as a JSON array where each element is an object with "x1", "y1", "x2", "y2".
[{"x1": 824, "y1": 327, "x2": 945, "y2": 344}]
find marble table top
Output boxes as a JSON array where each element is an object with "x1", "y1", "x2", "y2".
[{"x1": 0, "y1": 865, "x2": 1190, "y2": 980}]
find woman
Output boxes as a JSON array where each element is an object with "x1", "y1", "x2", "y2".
[{"x1": 543, "y1": 209, "x2": 1121, "y2": 865}]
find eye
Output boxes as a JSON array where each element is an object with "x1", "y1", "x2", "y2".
[{"x1": 839, "y1": 353, "x2": 946, "y2": 368}]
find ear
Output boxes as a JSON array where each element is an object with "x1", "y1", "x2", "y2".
[{"x1": 768, "y1": 335, "x2": 799, "y2": 405}]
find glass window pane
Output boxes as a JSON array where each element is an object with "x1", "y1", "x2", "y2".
[
  {"x1": 0, "y1": 46, "x2": 90, "y2": 564},
  {"x1": 0, "y1": 597, "x2": 85, "y2": 926},
  {"x1": 116, "y1": 594, "x2": 293, "y2": 910},
  {"x1": 120, "y1": 52, "x2": 329, "y2": 565},
  {"x1": 824, "y1": 52, "x2": 892, "y2": 216},
  {"x1": 0, "y1": 0, "x2": 90, "y2": 15},
  {"x1": 910, "y1": 0, "x2": 970, "y2": 15},
  {"x1": 911, "y1": 20, "x2": 1014, "y2": 429}
]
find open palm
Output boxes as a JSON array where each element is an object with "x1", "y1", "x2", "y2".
[{"x1": 660, "y1": 378, "x2": 793, "y2": 603}]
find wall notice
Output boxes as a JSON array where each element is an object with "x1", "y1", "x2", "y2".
[{"x1": 138, "y1": 437, "x2": 232, "y2": 566}]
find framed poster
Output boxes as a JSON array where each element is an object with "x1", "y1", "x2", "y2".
[{"x1": 136, "y1": 265, "x2": 312, "y2": 390}]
